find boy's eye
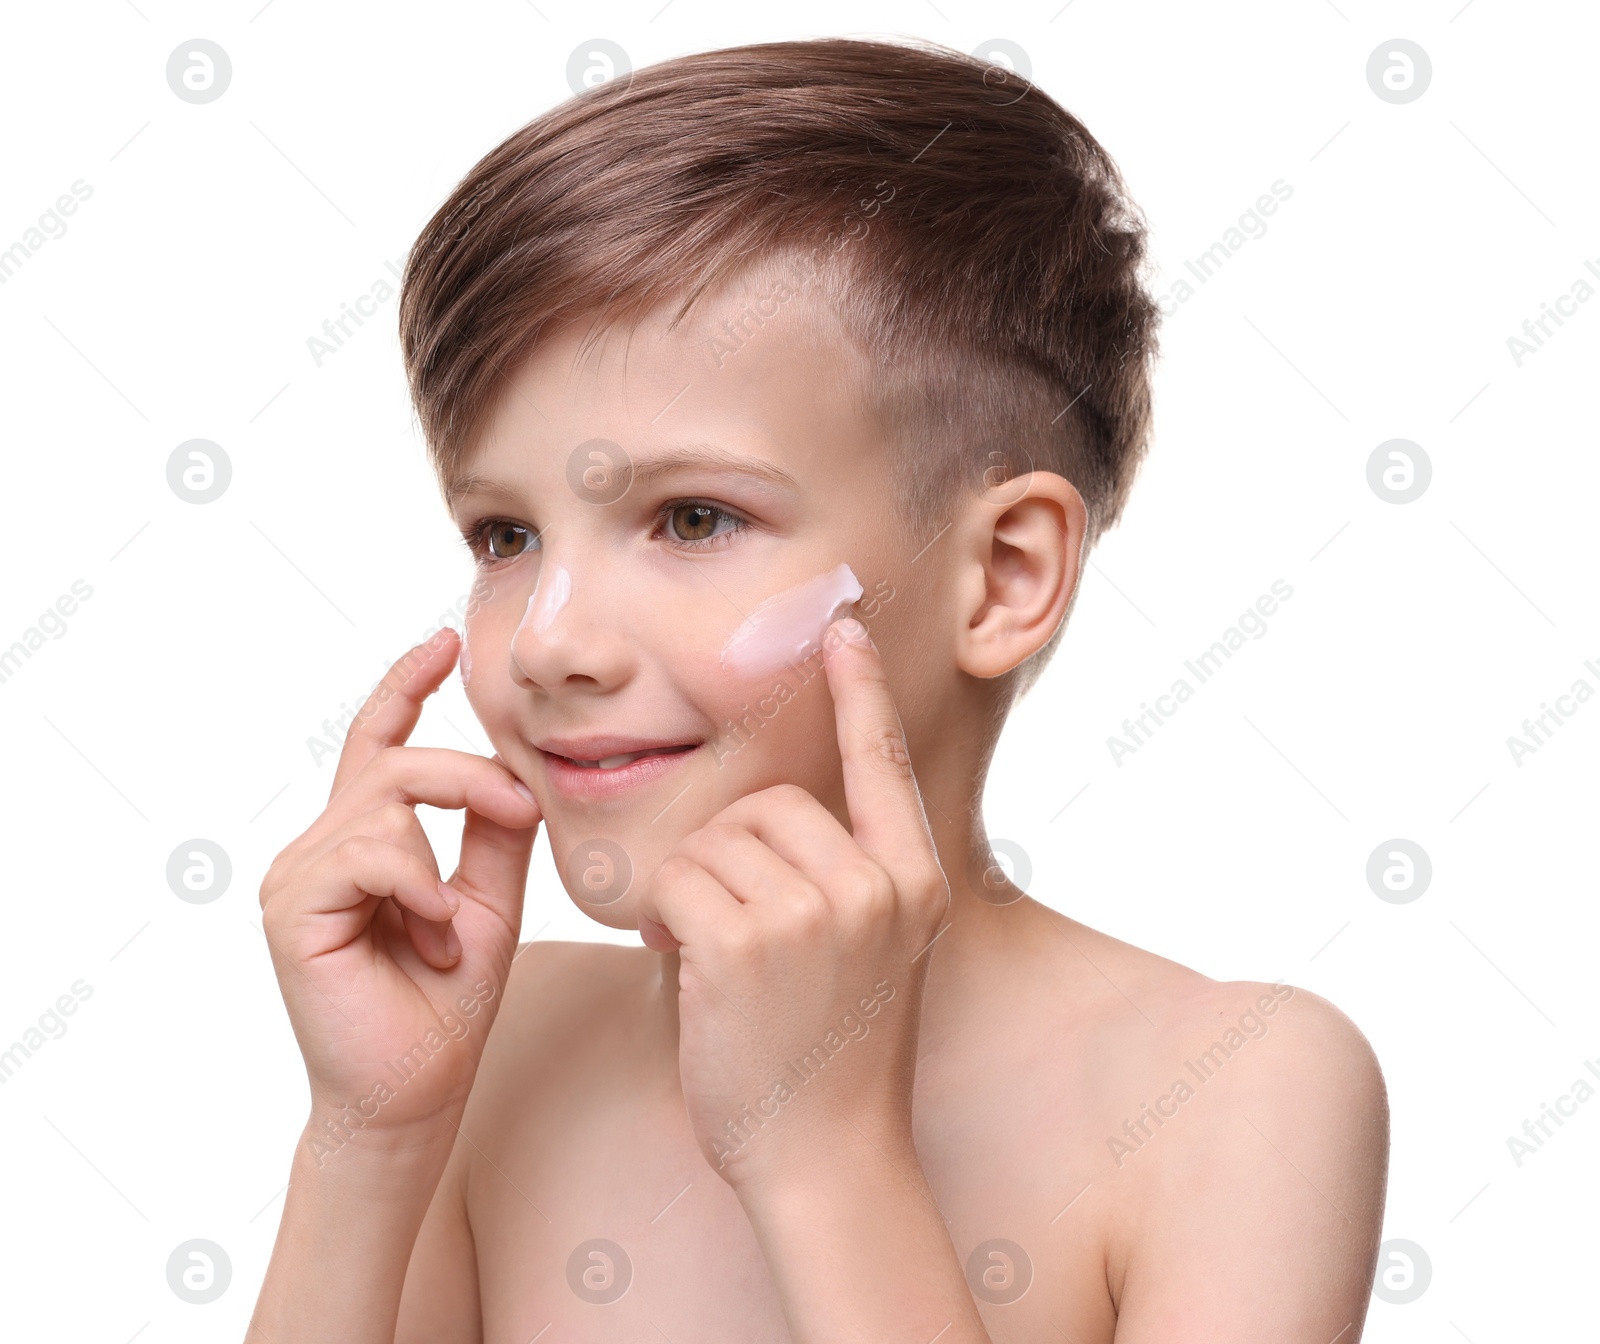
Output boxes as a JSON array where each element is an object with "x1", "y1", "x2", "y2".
[
  {"x1": 463, "y1": 502, "x2": 745, "y2": 564},
  {"x1": 665, "y1": 505, "x2": 729, "y2": 540},
  {"x1": 656, "y1": 502, "x2": 748, "y2": 547},
  {"x1": 481, "y1": 521, "x2": 535, "y2": 560}
]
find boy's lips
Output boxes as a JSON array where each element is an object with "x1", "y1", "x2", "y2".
[
  {"x1": 535, "y1": 735, "x2": 703, "y2": 800},
  {"x1": 536, "y1": 735, "x2": 702, "y2": 765}
]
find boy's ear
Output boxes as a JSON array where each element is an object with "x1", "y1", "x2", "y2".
[{"x1": 951, "y1": 471, "x2": 1086, "y2": 680}]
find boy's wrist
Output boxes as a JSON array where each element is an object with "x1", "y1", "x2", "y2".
[
  {"x1": 730, "y1": 1125, "x2": 985, "y2": 1340},
  {"x1": 726, "y1": 1107, "x2": 921, "y2": 1207},
  {"x1": 296, "y1": 1103, "x2": 463, "y2": 1189}
]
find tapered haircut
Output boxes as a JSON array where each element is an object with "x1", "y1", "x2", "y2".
[{"x1": 399, "y1": 35, "x2": 1162, "y2": 693}]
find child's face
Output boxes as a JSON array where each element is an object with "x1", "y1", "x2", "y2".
[{"x1": 448, "y1": 271, "x2": 942, "y2": 932}]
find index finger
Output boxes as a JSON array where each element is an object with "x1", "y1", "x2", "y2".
[
  {"x1": 330, "y1": 627, "x2": 460, "y2": 799},
  {"x1": 821, "y1": 616, "x2": 938, "y2": 875}
]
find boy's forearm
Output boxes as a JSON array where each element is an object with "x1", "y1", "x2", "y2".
[
  {"x1": 736, "y1": 1135, "x2": 994, "y2": 1344},
  {"x1": 246, "y1": 1117, "x2": 457, "y2": 1344}
]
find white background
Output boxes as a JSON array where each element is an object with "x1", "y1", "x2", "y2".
[{"x1": 1, "y1": 1, "x2": 1594, "y2": 1339}]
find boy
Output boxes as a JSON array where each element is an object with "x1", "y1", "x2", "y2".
[{"x1": 250, "y1": 35, "x2": 1388, "y2": 1343}]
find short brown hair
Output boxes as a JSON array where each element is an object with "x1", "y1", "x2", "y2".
[{"x1": 399, "y1": 35, "x2": 1161, "y2": 693}]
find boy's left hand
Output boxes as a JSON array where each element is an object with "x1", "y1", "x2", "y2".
[{"x1": 634, "y1": 616, "x2": 951, "y2": 1195}]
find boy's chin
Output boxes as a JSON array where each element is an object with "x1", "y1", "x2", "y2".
[
  {"x1": 556, "y1": 888, "x2": 676, "y2": 953},
  {"x1": 563, "y1": 892, "x2": 644, "y2": 934},
  {"x1": 543, "y1": 820, "x2": 671, "y2": 934}
]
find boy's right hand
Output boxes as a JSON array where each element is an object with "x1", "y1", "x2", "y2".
[{"x1": 258, "y1": 627, "x2": 543, "y2": 1145}]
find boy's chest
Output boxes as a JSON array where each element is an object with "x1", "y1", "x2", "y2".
[{"x1": 468, "y1": 1048, "x2": 1120, "y2": 1344}]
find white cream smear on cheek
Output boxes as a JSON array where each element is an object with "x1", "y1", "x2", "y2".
[
  {"x1": 460, "y1": 627, "x2": 473, "y2": 688},
  {"x1": 720, "y1": 562, "x2": 864, "y2": 677}
]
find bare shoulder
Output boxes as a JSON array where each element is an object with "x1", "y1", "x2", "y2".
[
  {"x1": 1198, "y1": 977, "x2": 1387, "y2": 1099},
  {"x1": 1149, "y1": 964, "x2": 1390, "y2": 1156},
  {"x1": 1042, "y1": 911, "x2": 1391, "y2": 1340},
  {"x1": 1026, "y1": 904, "x2": 1387, "y2": 1102}
]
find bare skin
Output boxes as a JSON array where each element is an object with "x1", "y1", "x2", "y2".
[
  {"x1": 404, "y1": 922, "x2": 1387, "y2": 1342},
  {"x1": 249, "y1": 256, "x2": 1388, "y2": 1343}
]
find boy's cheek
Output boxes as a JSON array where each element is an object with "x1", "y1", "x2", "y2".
[{"x1": 705, "y1": 655, "x2": 844, "y2": 780}]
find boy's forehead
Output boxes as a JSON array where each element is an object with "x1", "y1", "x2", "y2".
[
  {"x1": 460, "y1": 271, "x2": 877, "y2": 493},
  {"x1": 557, "y1": 263, "x2": 857, "y2": 387}
]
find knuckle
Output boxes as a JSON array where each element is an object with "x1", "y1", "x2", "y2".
[
  {"x1": 917, "y1": 863, "x2": 950, "y2": 904},
  {"x1": 784, "y1": 882, "x2": 830, "y2": 928},
  {"x1": 800, "y1": 889, "x2": 834, "y2": 933},
  {"x1": 701, "y1": 821, "x2": 746, "y2": 848},
  {"x1": 260, "y1": 886, "x2": 293, "y2": 935},
  {"x1": 768, "y1": 782, "x2": 814, "y2": 809},
  {"x1": 906, "y1": 864, "x2": 949, "y2": 916},
  {"x1": 258, "y1": 855, "x2": 286, "y2": 910},
  {"x1": 404, "y1": 850, "x2": 437, "y2": 892},
  {"x1": 653, "y1": 854, "x2": 700, "y2": 891},
  {"x1": 863, "y1": 722, "x2": 913, "y2": 777},
  {"x1": 718, "y1": 922, "x2": 762, "y2": 968},
  {"x1": 372, "y1": 800, "x2": 418, "y2": 842},
  {"x1": 331, "y1": 834, "x2": 377, "y2": 870},
  {"x1": 260, "y1": 839, "x2": 319, "y2": 912},
  {"x1": 860, "y1": 869, "x2": 898, "y2": 919},
  {"x1": 720, "y1": 783, "x2": 805, "y2": 824},
  {"x1": 841, "y1": 863, "x2": 890, "y2": 908}
]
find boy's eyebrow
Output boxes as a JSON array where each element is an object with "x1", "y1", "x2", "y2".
[{"x1": 445, "y1": 442, "x2": 800, "y2": 507}]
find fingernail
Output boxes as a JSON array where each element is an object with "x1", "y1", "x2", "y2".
[
  {"x1": 511, "y1": 779, "x2": 536, "y2": 804},
  {"x1": 444, "y1": 924, "x2": 462, "y2": 959},
  {"x1": 837, "y1": 617, "x2": 871, "y2": 645},
  {"x1": 438, "y1": 880, "x2": 462, "y2": 912}
]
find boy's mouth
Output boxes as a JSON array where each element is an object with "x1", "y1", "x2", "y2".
[
  {"x1": 535, "y1": 736, "x2": 703, "y2": 798},
  {"x1": 557, "y1": 745, "x2": 696, "y2": 769},
  {"x1": 538, "y1": 736, "x2": 701, "y2": 768}
]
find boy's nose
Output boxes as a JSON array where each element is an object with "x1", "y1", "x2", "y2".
[
  {"x1": 509, "y1": 557, "x2": 632, "y2": 692},
  {"x1": 525, "y1": 562, "x2": 572, "y2": 635}
]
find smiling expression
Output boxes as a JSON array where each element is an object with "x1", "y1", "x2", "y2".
[{"x1": 446, "y1": 265, "x2": 940, "y2": 931}]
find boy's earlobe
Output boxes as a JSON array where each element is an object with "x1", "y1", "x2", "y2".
[{"x1": 954, "y1": 474, "x2": 1086, "y2": 681}]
